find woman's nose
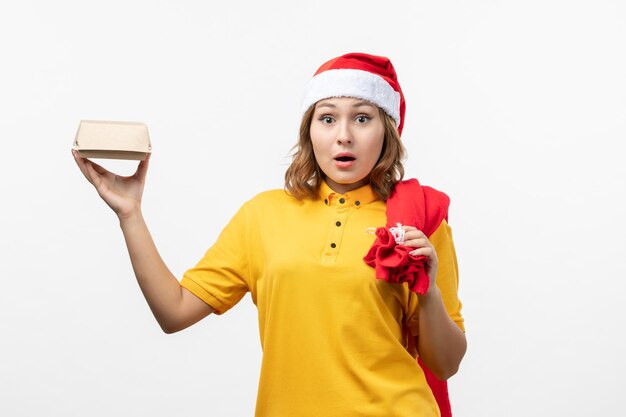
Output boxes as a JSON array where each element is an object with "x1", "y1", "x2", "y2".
[{"x1": 336, "y1": 122, "x2": 353, "y2": 145}]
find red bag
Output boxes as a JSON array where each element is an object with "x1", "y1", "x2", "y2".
[{"x1": 363, "y1": 178, "x2": 453, "y2": 417}]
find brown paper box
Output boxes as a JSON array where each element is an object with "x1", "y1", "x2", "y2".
[{"x1": 72, "y1": 120, "x2": 152, "y2": 160}]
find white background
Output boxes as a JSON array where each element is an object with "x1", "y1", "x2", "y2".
[{"x1": 1, "y1": 1, "x2": 625, "y2": 416}]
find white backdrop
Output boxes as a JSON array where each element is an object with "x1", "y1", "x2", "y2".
[{"x1": 1, "y1": 1, "x2": 625, "y2": 416}]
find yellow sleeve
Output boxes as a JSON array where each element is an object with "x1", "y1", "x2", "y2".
[
  {"x1": 180, "y1": 202, "x2": 252, "y2": 315},
  {"x1": 405, "y1": 220, "x2": 465, "y2": 335}
]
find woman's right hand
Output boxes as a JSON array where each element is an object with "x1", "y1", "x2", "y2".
[{"x1": 72, "y1": 149, "x2": 150, "y2": 220}]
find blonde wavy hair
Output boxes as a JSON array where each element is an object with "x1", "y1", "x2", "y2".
[{"x1": 284, "y1": 105, "x2": 405, "y2": 201}]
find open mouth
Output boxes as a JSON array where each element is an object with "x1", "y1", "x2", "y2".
[{"x1": 334, "y1": 156, "x2": 356, "y2": 162}]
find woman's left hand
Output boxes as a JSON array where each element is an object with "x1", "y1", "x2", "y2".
[{"x1": 400, "y1": 226, "x2": 438, "y2": 288}]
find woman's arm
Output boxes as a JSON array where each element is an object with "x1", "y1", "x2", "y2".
[
  {"x1": 73, "y1": 150, "x2": 214, "y2": 333},
  {"x1": 119, "y1": 210, "x2": 214, "y2": 333},
  {"x1": 402, "y1": 225, "x2": 467, "y2": 380},
  {"x1": 415, "y1": 287, "x2": 466, "y2": 380}
]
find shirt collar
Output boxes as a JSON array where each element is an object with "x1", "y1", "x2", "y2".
[{"x1": 318, "y1": 181, "x2": 378, "y2": 208}]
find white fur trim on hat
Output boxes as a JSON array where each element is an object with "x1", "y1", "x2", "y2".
[{"x1": 301, "y1": 69, "x2": 401, "y2": 126}]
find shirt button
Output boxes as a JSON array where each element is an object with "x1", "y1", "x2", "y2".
[
  {"x1": 339, "y1": 198, "x2": 345, "y2": 204},
  {"x1": 355, "y1": 200, "x2": 361, "y2": 206},
  {"x1": 335, "y1": 221, "x2": 341, "y2": 227},
  {"x1": 330, "y1": 243, "x2": 336, "y2": 248}
]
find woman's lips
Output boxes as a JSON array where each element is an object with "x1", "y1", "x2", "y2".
[
  {"x1": 334, "y1": 160, "x2": 355, "y2": 168},
  {"x1": 334, "y1": 155, "x2": 356, "y2": 168}
]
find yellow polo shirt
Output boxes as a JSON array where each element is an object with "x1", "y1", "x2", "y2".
[{"x1": 181, "y1": 181, "x2": 464, "y2": 417}]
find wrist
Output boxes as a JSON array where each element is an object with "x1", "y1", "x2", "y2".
[
  {"x1": 118, "y1": 208, "x2": 144, "y2": 229},
  {"x1": 417, "y1": 285, "x2": 442, "y2": 306}
]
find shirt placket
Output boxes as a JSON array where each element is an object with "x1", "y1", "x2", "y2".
[{"x1": 321, "y1": 194, "x2": 352, "y2": 265}]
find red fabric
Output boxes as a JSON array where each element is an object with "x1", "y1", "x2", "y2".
[
  {"x1": 419, "y1": 358, "x2": 452, "y2": 417},
  {"x1": 363, "y1": 178, "x2": 452, "y2": 417},
  {"x1": 363, "y1": 226, "x2": 431, "y2": 294},
  {"x1": 363, "y1": 178, "x2": 449, "y2": 295}
]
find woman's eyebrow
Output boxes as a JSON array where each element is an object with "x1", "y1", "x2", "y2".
[
  {"x1": 316, "y1": 101, "x2": 375, "y2": 109},
  {"x1": 353, "y1": 101, "x2": 375, "y2": 108}
]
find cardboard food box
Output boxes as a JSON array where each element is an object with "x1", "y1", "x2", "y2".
[{"x1": 72, "y1": 120, "x2": 152, "y2": 160}]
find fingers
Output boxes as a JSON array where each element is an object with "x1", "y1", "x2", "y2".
[
  {"x1": 72, "y1": 149, "x2": 96, "y2": 184},
  {"x1": 409, "y1": 246, "x2": 435, "y2": 257},
  {"x1": 401, "y1": 225, "x2": 425, "y2": 238},
  {"x1": 72, "y1": 149, "x2": 106, "y2": 188},
  {"x1": 397, "y1": 225, "x2": 437, "y2": 259},
  {"x1": 399, "y1": 226, "x2": 427, "y2": 247},
  {"x1": 134, "y1": 152, "x2": 150, "y2": 182},
  {"x1": 403, "y1": 237, "x2": 429, "y2": 248},
  {"x1": 399, "y1": 226, "x2": 438, "y2": 283},
  {"x1": 84, "y1": 158, "x2": 102, "y2": 187},
  {"x1": 88, "y1": 159, "x2": 109, "y2": 176}
]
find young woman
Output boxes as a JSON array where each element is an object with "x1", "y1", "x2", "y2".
[{"x1": 73, "y1": 52, "x2": 466, "y2": 417}]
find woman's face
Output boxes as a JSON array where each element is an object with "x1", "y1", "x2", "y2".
[{"x1": 310, "y1": 97, "x2": 385, "y2": 194}]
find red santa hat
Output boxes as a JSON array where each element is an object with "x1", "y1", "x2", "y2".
[{"x1": 301, "y1": 52, "x2": 406, "y2": 135}]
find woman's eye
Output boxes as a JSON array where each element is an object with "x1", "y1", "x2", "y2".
[
  {"x1": 356, "y1": 115, "x2": 370, "y2": 123},
  {"x1": 320, "y1": 116, "x2": 334, "y2": 124}
]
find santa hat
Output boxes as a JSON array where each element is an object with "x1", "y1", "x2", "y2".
[{"x1": 301, "y1": 52, "x2": 406, "y2": 135}]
